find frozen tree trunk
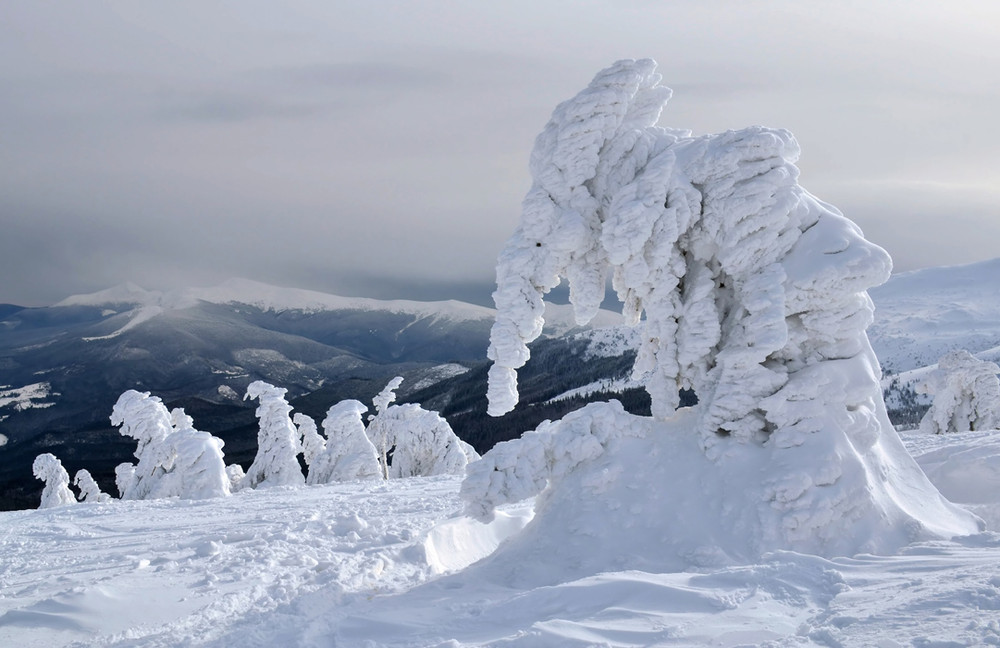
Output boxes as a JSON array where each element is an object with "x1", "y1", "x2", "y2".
[
  {"x1": 918, "y1": 350, "x2": 1000, "y2": 434},
  {"x1": 33, "y1": 453, "x2": 77, "y2": 508},
  {"x1": 243, "y1": 381, "x2": 305, "y2": 489},
  {"x1": 466, "y1": 58, "x2": 982, "y2": 565}
]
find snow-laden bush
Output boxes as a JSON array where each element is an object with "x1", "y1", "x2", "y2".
[
  {"x1": 32, "y1": 453, "x2": 77, "y2": 508},
  {"x1": 111, "y1": 391, "x2": 230, "y2": 500},
  {"x1": 74, "y1": 469, "x2": 111, "y2": 503},
  {"x1": 307, "y1": 399, "x2": 381, "y2": 484},
  {"x1": 466, "y1": 58, "x2": 981, "y2": 572},
  {"x1": 368, "y1": 403, "x2": 478, "y2": 479},
  {"x1": 919, "y1": 350, "x2": 1000, "y2": 434},
  {"x1": 242, "y1": 381, "x2": 304, "y2": 489}
]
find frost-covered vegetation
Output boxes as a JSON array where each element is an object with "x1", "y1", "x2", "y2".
[
  {"x1": 474, "y1": 58, "x2": 981, "y2": 565},
  {"x1": 32, "y1": 378, "x2": 472, "y2": 506},
  {"x1": 918, "y1": 350, "x2": 1000, "y2": 434}
]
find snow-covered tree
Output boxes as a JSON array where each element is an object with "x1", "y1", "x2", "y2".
[
  {"x1": 368, "y1": 402, "x2": 477, "y2": 479},
  {"x1": 74, "y1": 469, "x2": 111, "y2": 503},
  {"x1": 918, "y1": 350, "x2": 1000, "y2": 434},
  {"x1": 370, "y1": 376, "x2": 403, "y2": 421},
  {"x1": 111, "y1": 391, "x2": 230, "y2": 500},
  {"x1": 32, "y1": 453, "x2": 77, "y2": 508},
  {"x1": 226, "y1": 463, "x2": 247, "y2": 493},
  {"x1": 367, "y1": 377, "x2": 403, "y2": 477},
  {"x1": 295, "y1": 413, "x2": 325, "y2": 470},
  {"x1": 111, "y1": 390, "x2": 175, "y2": 499},
  {"x1": 242, "y1": 381, "x2": 304, "y2": 489},
  {"x1": 465, "y1": 59, "x2": 980, "y2": 563},
  {"x1": 307, "y1": 399, "x2": 381, "y2": 484}
]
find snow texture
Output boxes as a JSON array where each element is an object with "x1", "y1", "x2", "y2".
[
  {"x1": 73, "y1": 469, "x2": 111, "y2": 503},
  {"x1": 475, "y1": 58, "x2": 981, "y2": 565},
  {"x1": 111, "y1": 391, "x2": 230, "y2": 500},
  {"x1": 242, "y1": 381, "x2": 305, "y2": 489},
  {"x1": 32, "y1": 453, "x2": 76, "y2": 508},
  {"x1": 307, "y1": 400, "x2": 381, "y2": 485},
  {"x1": 918, "y1": 349, "x2": 1000, "y2": 434}
]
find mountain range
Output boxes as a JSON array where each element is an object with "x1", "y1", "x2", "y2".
[{"x1": 2, "y1": 258, "x2": 999, "y2": 510}]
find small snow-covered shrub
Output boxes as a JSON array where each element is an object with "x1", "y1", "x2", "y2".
[
  {"x1": 919, "y1": 350, "x2": 1000, "y2": 434},
  {"x1": 74, "y1": 469, "x2": 111, "y2": 503},
  {"x1": 32, "y1": 453, "x2": 77, "y2": 508},
  {"x1": 243, "y1": 381, "x2": 304, "y2": 489}
]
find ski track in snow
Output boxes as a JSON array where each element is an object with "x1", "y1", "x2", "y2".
[{"x1": 4, "y1": 433, "x2": 1000, "y2": 647}]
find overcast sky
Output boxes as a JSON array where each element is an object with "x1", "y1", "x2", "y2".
[{"x1": 2, "y1": 1, "x2": 998, "y2": 307}]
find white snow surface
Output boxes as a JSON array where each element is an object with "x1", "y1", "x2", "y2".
[
  {"x1": 0, "y1": 382, "x2": 57, "y2": 412},
  {"x1": 3, "y1": 431, "x2": 1000, "y2": 647}
]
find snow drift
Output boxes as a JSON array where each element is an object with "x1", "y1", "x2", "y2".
[{"x1": 468, "y1": 58, "x2": 981, "y2": 578}]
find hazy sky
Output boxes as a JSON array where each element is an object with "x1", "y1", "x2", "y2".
[{"x1": 2, "y1": 1, "x2": 998, "y2": 307}]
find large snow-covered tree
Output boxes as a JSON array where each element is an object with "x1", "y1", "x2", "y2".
[
  {"x1": 32, "y1": 453, "x2": 77, "y2": 508},
  {"x1": 243, "y1": 381, "x2": 305, "y2": 489},
  {"x1": 918, "y1": 350, "x2": 1000, "y2": 434},
  {"x1": 307, "y1": 399, "x2": 381, "y2": 484},
  {"x1": 465, "y1": 59, "x2": 980, "y2": 567},
  {"x1": 111, "y1": 391, "x2": 230, "y2": 500}
]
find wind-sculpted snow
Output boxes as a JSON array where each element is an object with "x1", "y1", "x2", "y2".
[
  {"x1": 111, "y1": 392, "x2": 230, "y2": 500},
  {"x1": 242, "y1": 381, "x2": 305, "y2": 489},
  {"x1": 918, "y1": 350, "x2": 1000, "y2": 434},
  {"x1": 474, "y1": 58, "x2": 982, "y2": 569},
  {"x1": 307, "y1": 400, "x2": 381, "y2": 484},
  {"x1": 32, "y1": 453, "x2": 76, "y2": 508}
]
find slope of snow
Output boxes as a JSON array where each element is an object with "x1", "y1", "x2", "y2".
[
  {"x1": 2, "y1": 435, "x2": 1000, "y2": 647},
  {"x1": 870, "y1": 257, "x2": 1000, "y2": 373},
  {"x1": 0, "y1": 382, "x2": 57, "y2": 412}
]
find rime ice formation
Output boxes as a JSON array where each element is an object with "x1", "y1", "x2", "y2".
[
  {"x1": 307, "y1": 400, "x2": 381, "y2": 484},
  {"x1": 918, "y1": 350, "x2": 1000, "y2": 434},
  {"x1": 367, "y1": 403, "x2": 478, "y2": 479},
  {"x1": 243, "y1": 381, "x2": 305, "y2": 489},
  {"x1": 111, "y1": 391, "x2": 230, "y2": 500},
  {"x1": 370, "y1": 376, "x2": 403, "y2": 421},
  {"x1": 294, "y1": 413, "x2": 325, "y2": 469},
  {"x1": 469, "y1": 58, "x2": 981, "y2": 565},
  {"x1": 74, "y1": 469, "x2": 111, "y2": 503},
  {"x1": 32, "y1": 453, "x2": 77, "y2": 508}
]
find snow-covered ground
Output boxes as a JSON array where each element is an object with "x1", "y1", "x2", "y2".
[{"x1": 3, "y1": 429, "x2": 1000, "y2": 647}]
